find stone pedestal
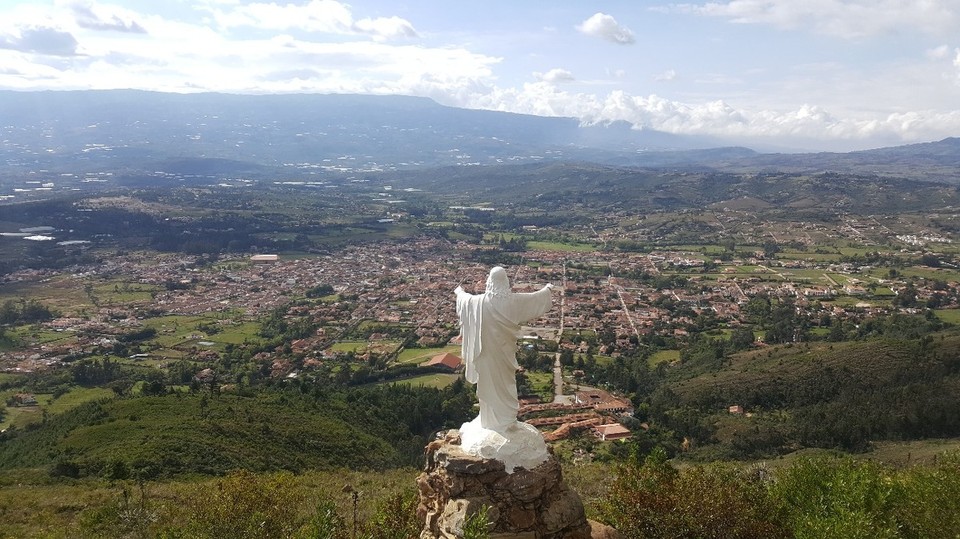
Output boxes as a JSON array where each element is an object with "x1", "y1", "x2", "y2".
[{"x1": 417, "y1": 430, "x2": 595, "y2": 539}]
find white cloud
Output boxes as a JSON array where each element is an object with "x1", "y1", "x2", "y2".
[
  {"x1": 353, "y1": 16, "x2": 418, "y2": 41},
  {"x1": 61, "y1": 0, "x2": 146, "y2": 33},
  {"x1": 454, "y1": 82, "x2": 960, "y2": 148},
  {"x1": 210, "y1": 0, "x2": 418, "y2": 41},
  {"x1": 677, "y1": 0, "x2": 960, "y2": 38},
  {"x1": 927, "y1": 44, "x2": 950, "y2": 59},
  {"x1": 210, "y1": 0, "x2": 351, "y2": 32},
  {"x1": 0, "y1": 26, "x2": 80, "y2": 56},
  {"x1": 576, "y1": 12, "x2": 635, "y2": 44},
  {"x1": 654, "y1": 69, "x2": 677, "y2": 81},
  {"x1": 0, "y1": 1, "x2": 958, "y2": 149},
  {"x1": 534, "y1": 68, "x2": 575, "y2": 84}
]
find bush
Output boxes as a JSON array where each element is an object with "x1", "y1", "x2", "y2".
[
  {"x1": 892, "y1": 452, "x2": 960, "y2": 539},
  {"x1": 361, "y1": 490, "x2": 421, "y2": 539},
  {"x1": 600, "y1": 451, "x2": 960, "y2": 539},
  {"x1": 165, "y1": 469, "x2": 305, "y2": 539},
  {"x1": 771, "y1": 457, "x2": 902, "y2": 539},
  {"x1": 296, "y1": 499, "x2": 349, "y2": 539},
  {"x1": 599, "y1": 450, "x2": 788, "y2": 539}
]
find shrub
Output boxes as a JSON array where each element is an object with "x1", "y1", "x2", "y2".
[
  {"x1": 165, "y1": 469, "x2": 305, "y2": 539},
  {"x1": 296, "y1": 499, "x2": 349, "y2": 539},
  {"x1": 360, "y1": 490, "x2": 421, "y2": 539},
  {"x1": 599, "y1": 450, "x2": 788, "y2": 539},
  {"x1": 895, "y1": 452, "x2": 960, "y2": 539},
  {"x1": 770, "y1": 458, "x2": 903, "y2": 539}
]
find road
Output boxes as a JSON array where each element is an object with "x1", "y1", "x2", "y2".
[{"x1": 552, "y1": 262, "x2": 570, "y2": 403}]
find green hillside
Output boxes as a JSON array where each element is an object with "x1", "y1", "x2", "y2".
[
  {"x1": 0, "y1": 383, "x2": 472, "y2": 478},
  {"x1": 658, "y1": 333, "x2": 960, "y2": 458}
]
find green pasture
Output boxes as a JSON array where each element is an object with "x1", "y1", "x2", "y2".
[
  {"x1": 837, "y1": 246, "x2": 888, "y2": 257},
  {"x1": 828, "y1": 296, "x2": 884, "y2": 308},
  {"x1": 648, "y1": 349, "x2": 680, "y2": 367},
  {"x1": 252, "y1": 232, "x2": 298, "y2": 241},
  {"x1": 10, "y1": 326, "x2": 77, "y2": 347},
  {"x1": 524, "y1": 371, "x2": 554, "y2": 400},
  {"x1": 778, "y1": 251, "x2": 842, "y2": 262},
  {"x1": 329, "y1": 341, "x2": 368, "y2": 353},
  {"x1": 662, "y1": 244, "x2": 725, "y2": 253},
  {"x1": 307, "y1": 224, "x2": 419, "y2": 247},
  {"x1": 0, "y1": 275, "x2": 90, "y2": 315},
  {"x1": 44, "y1": 387, "x2": 115, "y2": 416},
  {"x1": 782, "y1": 269, "x2": 836, "y2": 282},
  {"x1": 90, "y1": 280, "x2": 159, "y2": 305},
  {"x1": 825, "y1": 273, "x2": 854, "y2": 285},
  {"x1": 935, "y1": 309, "x2": 960, "y2": 324},
  {"x1": 0, "y1": 403, "x2": 42, "y2": 431},
  {"x1": 593, "y1": 354, "x2": 615, "y2": 367},
  {"x1": 561, "y1": 329, "x2": 596, "y2": 342},
  {"x1": 896, "y1": 267, "x2": 960, "y2": 281},
  {"x1": 141, "y1": 315, "x2": 261, "y2": 350},
  {"x1": 386, "y1": 373, "x2": 459, "y2": 389},
  {"x1": 215, "y1": 322, "x2": 263, "y2": 345},
  {"x1": 526, "y1": 240, "x2": 597, "y2": 253},
  {"x1": 0, "y1": 373, "x2": 25, "y2": 386}
]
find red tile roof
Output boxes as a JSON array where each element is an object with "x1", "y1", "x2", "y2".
[{"x1": 424, "y1": 352, "x2": 462, "y2": 370}]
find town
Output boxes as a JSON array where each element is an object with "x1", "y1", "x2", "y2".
[{"x1": 3, "y1": 194, "x2": 958, "y2": 445}]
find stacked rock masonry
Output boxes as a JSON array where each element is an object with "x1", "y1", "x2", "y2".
[{"x1": 417, "y1": 431, "x2": 616, "y2": 539}]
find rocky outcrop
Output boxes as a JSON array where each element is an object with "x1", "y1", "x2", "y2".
[{"x1": 417, "y1": 430, "x2": 613, "y2": 539}]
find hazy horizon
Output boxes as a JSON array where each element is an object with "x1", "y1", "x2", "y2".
[{"x1": 2, "y1": 1, "x2": 960, "y2": 151}]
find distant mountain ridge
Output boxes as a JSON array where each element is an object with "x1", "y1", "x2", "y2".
[
  {"x1": 725, "y1": 137, "x2": 960, "y2": 182},
  {"x1": 0, "y1": 90, "x2": 720, "y2": 174},
  {"x1": 0, "y1": 90, "x2": 957, "y2": 182}
]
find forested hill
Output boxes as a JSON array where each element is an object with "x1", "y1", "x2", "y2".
[
  {"x1": 0, "y1": 383, "x2": 473, "y2": 479},
  {"x1": 383, "y1": 162, "x2": 960, "y2": 214}
]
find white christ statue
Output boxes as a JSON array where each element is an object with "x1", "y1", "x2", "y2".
[{"x1": 454, "y1": 266, "x2": 554, "y2": 471}]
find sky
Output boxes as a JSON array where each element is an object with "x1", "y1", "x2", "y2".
[{"x1": 1, "y1": 0, "x2": 959, "y2": 151}]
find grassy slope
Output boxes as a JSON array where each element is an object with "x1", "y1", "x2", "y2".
[
  {"x1": 670, "y1": 335, "x2": 960, "y2": 408},
  {"x1": 0, "y1": 392, "x2": 398, "y2": 476},
  {"x1": 0, "y1": 467, "x2": 418, "y2": 539}
]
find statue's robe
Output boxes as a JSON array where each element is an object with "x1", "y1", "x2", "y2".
[{"x1": 456, "y1": 284, "x2": 552, "y2": 431}]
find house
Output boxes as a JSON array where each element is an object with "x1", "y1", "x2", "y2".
[
  {"x1": 575, "y1": 389, "x2": 635, "y2": 416},
  {"x1": 13, "y1": 393, "x2": 38, "y2": 406},
  {"x1": 593, "y1": 423, "x2": 631, "y2": 441},
  {"x1": 423, "y1": 352, "x2": 462, "y2": 372},
  {"x1": 729, "y1": 405, "x2": 744, "y2": 415},
  {"x1": 250, "y1": 254, "x2": 279, "y2": 264}
]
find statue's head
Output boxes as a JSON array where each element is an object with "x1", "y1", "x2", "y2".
[{"x1": 485, "y1": 266, "x2": 511, "y2": 296}]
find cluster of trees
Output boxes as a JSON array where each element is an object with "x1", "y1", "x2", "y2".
[
  {"x1": 0, "y1": 298, "x2": 58, "y2": 325},
  {"x1": 743, "y1": 296, "x2": 810, "y2": 344}
]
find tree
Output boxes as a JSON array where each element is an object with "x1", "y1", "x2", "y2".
[
  {"x1": 730, "y1": 326, "x2": 756, "y2": 351},
  {"x1": 745, "y1": 296, "x2": 771, "y2": 326},
  {"x1": 0, "y1": 300, "x2": 17, "y2": 324},
  {"x1": 765, "y1": 299, "x2": 809, "y2": 344}
]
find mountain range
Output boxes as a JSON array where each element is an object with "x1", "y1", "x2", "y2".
[{"x1": 0, "y1": 90, "x2": 958, "y2": 183}]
